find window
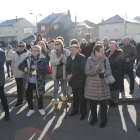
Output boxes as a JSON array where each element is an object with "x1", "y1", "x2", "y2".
[
  {"x1": 105, "y1": 25, "x2": 109, "y2": 32},
  {"x1": 3, "y1": 28, "x2": 6, "y2": 34},
  {"x1": 9, "y1": 28, "x2": 11, "y2": 33},
  {"x1": 41, "y1": 25, "x2": 45, "y2": 31},
  {"x1": 54, "y1": 25, "x2": 59, "y2": 30},
  {"x1": 114, "y1": 25, "x2": 119, "y2": 32},
  {"x1": 8, "y1": 38, "x2": 11, "y2": 43}
]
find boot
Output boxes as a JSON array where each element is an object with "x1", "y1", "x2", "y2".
[
  {"x1": 52, "y1": 99, "x2": 59, "y2": 111},
  {"x1": 63, "y1": 101, "x2": 69, "y2": 107},
  {"x1": 6, "y1": 71, "x2": 10, "y2": 78},
  {"x1": 61, "y1": 96, "x2": 69, "y2": 107},
  {"x1": 11, "y1": 70, "x2": 14, "y2": 78}
]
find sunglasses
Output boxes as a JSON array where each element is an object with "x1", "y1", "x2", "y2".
[
  {"x1": 19, "y1": 45, "x2": 24, "y2": 48},
  {"x1": 55, "y1": 44, "x2": 60, "y2": 46}
]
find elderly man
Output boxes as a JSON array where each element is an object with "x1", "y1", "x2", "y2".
[
  {"x1": 121, "y1": 36, "x2": 137, "y2": 94},
  {"x1": 12, "y1": 41, "x2": 30, "y2": 108},
  {"x1": 103, "y1": 37, "x2": 110, "y2": 54},
  {"x1": 80, "y1": 33, "x2": 95, "y2": 60},
  {"x1": 67, "y1": 44, "x2": 87, "y2": 120}
]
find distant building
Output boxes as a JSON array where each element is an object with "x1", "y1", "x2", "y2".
[
  {"x1": 98, "y1": 15, "x2": 140, "y2": 42},
  {"x1": 0, "y1": 18, "x2": 36, "y2": 47}
]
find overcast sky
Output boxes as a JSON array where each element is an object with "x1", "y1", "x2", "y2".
[{"x1": 0, "y1": 0, "x2": 140, "y2": 25}]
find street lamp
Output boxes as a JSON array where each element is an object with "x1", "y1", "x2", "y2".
[{"x1": 29, "y1": 13, "x2": 42, "y2": 37}]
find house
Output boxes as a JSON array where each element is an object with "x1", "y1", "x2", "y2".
[
  {"x1": 98, "y1": 15, "x2": 140, "y2": 42},
  {"x1": 37, "y1": 10, "x2": 72, "y2": 42},
  {"x1": 0, "y1": 18, "x2": 36, "y2": 47}
]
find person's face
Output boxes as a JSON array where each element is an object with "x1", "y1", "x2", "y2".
[
  {"x1": 95, "y1": 48, "x2": 104, "y2": 58},
  {"x1": 38, "y1": 42, "x2": 44, "y2": 48},
  {"x1": 70, "y1": 47, "x2": 79, "y2": 56},
  {"x1": 18, "y1": 43, "x2": 26, "y2": 52},
  {"x1": 50, "y1": 42, "x2": 55, "y2": 48},
  {"x1": 123, "y1": 38, "x2": 130, "y2": 46},
  {"x1": 55, "y1": 42, "x2": 62, "y2": 50},
  {"x1": 109, "y1": 43, "x2": 117, "y2": 52},
  {"x1": 85, "y1": 35, "x2": 90, "y2": 42},
  {"x1": 38, "y1": 36, "x2": 41, "y2": 41},
  {"x1": 103, "y1": 39, "x2": 109, "y2": 46},
  {"x1": 31, "y1": 47, "x2": 40, "y2": 57},
  {"x1": 7, "y1": 46, "x2": 10, "y2": 50}
]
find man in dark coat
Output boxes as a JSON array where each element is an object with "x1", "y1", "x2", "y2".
[
  {"x1": 80, "y1": 33, "x2": 95, "y2": 60},
  {"x1": 0, "y1": 48, "x2": 10, "y2": 121},
  {"x1": 120, "y1": 36, "x2": 137, "y2": 94},
  {"x1": 103, "y1": 37, "x2": 110, "y2": 55},
  {"x1": 67, "y1": 44, "x2": 87, "y2": 120}
]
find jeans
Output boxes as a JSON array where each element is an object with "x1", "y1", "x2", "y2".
[
  {"x1": 54, "y1": 79, "x2": 67, "y2": 100},
  {"x1": 6, "y1": 60, "x2": 11, "y2": 72},
  {"x1": 122, "y1": 68, "x2": 134, "y2": 90}
]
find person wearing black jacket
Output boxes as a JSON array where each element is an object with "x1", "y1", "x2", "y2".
[
  {"x1": 67, "y1": 44, "x2": 87, "y2": 120},
  {"x1": 80, "y1": 33, "x2": 95, "y2": 60}
]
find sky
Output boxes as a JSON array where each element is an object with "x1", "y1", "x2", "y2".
[{"x1": 0, "y1": 0, "x2": 140, "y2": 25}]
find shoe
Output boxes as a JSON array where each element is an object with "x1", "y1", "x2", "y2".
[
  {"x1": 113, "y1": 103, "x2": 118, "y2": 107},
  {"x1": 54, "y1": 104, "x2": 59, "y2": 111},
  {"x1": 129, "y1": 90, "x2": 133, "y2": 94},
  {"x1": 13, "y1": 103, "x2": 24, "y2": 108},
  {"x1": 138, "y1": 127, "x2": 140, "y2": 131},
  {"x1": 90, "y1": 120, "x2": 97, "y2": 126},
  {"x1": 4, "y1": 112, "x2": 10, "y2": 121},
  {"x1": 68, "y1": 112, "x2": 78, "y2": 116},
  {"x1": 109, "y1": 101, "x2": 115, "y2": 107},
  {"x1": 80, "y1": 115, "x2": 86, "y2": 120},
  {"x1": 63, "y1": 101, "x2": 69, "y2": 107},
  {"x1": 39, "y1": 109, "x2": 45, "y2": 115},
  {"x1": 100, "y1": 123, "x2": 106, "y2": 128},
  {"x1": 26, "y1": 110, "x2": 35, "y2": 116}
]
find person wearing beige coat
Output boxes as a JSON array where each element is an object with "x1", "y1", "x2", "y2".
[
  {"x1": 50, "y1": 39, "x2": 70, "y2": 111},
  {"x1": 84, "y1": 43, "x2": 111, "y2": 128}
]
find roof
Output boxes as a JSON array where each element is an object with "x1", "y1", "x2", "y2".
[
  {"x1": 0, "y1": 18, "x2": 23, "y2": 27},
  {"x1": 38, "y1": 13, "x2": 70, "y2": 24},
  {"x1": 99, "y1": 15, "x2": 140, "y2": 25}
]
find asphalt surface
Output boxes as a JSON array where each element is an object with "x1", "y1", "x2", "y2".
[{"x1": 0, "y1": 97, "x2": 140, "y2": 140}]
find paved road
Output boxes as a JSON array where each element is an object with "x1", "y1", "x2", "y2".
[{"x1": 0, "y1": 97, "x2": 140, "y2": 140}]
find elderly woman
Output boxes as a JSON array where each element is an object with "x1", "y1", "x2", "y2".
[
  {"x1": 85, "y1": 44, "x2": 111, "y2": 128},
  {"x1": 18, "y1": 45, "x2": 47, "y2": 117},
  {"x1": 5, "y1": 44, "x2": 14, "y2": 78},
  {"x1": 106, "y1": 41, "x2": 123, "y2": 107},
  {"x1": 50, "y1": 39, "x2": 70, "y2": 111}
]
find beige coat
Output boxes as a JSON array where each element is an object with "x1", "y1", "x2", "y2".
[
  {"x1": 50, "y1": 49, "x2": 70, "y2": 80},
  {"x1": 84, "y1": 53, "x2": 111, "y2": 101},
  {"x1": 12, "y1": 50, "x2": 30, "y2": 78},
  {"x1": 5, "y1": 50, "x2": 14, "y2": 61}
]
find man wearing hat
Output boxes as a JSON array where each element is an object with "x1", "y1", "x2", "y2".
[{"x1": 66, "y1": 44, "x2": 87, "y2": 120}]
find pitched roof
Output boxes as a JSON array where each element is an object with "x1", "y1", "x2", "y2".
[
  {"x1": 99, "y1": 15, "x2": 139, "y2": 25},
  {"x1": 0, "y1": 18, "x2": 23, "y2": 27},
  {"x1": 38, "y1": 13, "x2": 70, "y2": 24}
]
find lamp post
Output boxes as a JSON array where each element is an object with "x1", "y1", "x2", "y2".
[{"x1": 29, "y1": 13, "x2": 42, "y2": 37}]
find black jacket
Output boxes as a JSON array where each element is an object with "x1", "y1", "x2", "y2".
[
  {"x1": 66, "y1": 53, "x2": 86, "y2": 88},
  {"x1": 80, "y1": 42, "x2": 95, "y2": 60},
  {"x1": 136, "y1": 43, "x2": 140, "y2": 65},
  {"x1": 106, "y1": 49, "x2": 123, "y2": 90}
]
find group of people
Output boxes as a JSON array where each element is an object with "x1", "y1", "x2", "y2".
[{"x1": 0, "y1": 33, "x2": 140, "y2": 130}]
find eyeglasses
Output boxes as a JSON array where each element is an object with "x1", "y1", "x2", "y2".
[
  {"x1": 32, "y1": 50, "x2": 38, "y2": 52},
  {"x1": 19, "y1": 45, "x2": 24, "y2": 48},
  {"x1": 55, "y1": 44, "x2": 60, "y2": 46}
]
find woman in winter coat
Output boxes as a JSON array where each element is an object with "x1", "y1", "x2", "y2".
[
  {"x1": 106, "y1": 41, "x2": 123, "y2": 107},
  {"x1": 50, "y1": 39, "x2": 70, "y2": 111},
  {"x1": 18, "y1": 45, "x2": 47, "y2": 117},
  {"x1": 84, "y1": 44, "x2": 111, "y2": 128},
  {"x1": 5, "y1": 44, "x2": 14, "y2": 78}
]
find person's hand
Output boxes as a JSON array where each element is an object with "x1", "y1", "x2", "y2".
[
  {"x1": 6, "y1": 51, "x2": 9, "y2": 54},
  {"x1": 125, "y1": 58, "x2": 130, "y2": 62},
  {"x1": 49, "y1": 53, "x2": 51, "y2": 57},
  {"x1": 59, "y1": 54, "x2": 63, "y2": 61},
  {"x1": 24, "y1": 67, "x2": 28, "y2": 72},
  {"x1": 67, "y1": 74, "x2": 73, "y2": 81},
  {"x1": 100, "y1": 68, "x2": 105, "y2": 73},
  {"x1": 32, "y1": 65, "x2": 37, "y2": 70},
  {"x1": 95, "y1": 65, "x2": 99, "y2": 71}
]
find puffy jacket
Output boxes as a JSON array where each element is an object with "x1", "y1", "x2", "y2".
[{"x1": 5, "y1": 50, "x2": 14, "y2": 61}]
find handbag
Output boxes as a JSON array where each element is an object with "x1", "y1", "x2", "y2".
[
  {"x1": 104, "y1": 59, "x2": 115, "y2": 84},
  {"x1": 47, "y1": 65, "x2": 52, "y2": 74}
]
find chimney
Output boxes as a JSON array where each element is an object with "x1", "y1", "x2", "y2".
[
  {"x1": 102, "y1": 18, "x2": 104, "y2": 22},
  {"x1": 67, "y1": 10, "x2": 70, "y2": 15},
  {"x1": 16, "y1": 16, "x2": 17, "y2": 22}
]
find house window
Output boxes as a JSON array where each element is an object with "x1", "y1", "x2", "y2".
[
  {"x1": 8, "y1": 38, "x2": 11, "y2": 43},
  {"x1": 41, "y1": 25, "x2": 45, "y2": 31},
  {"x1": 114, "y1": 25, "x2": 119, "y2": 32},
  {"x1": 54, "y1": 25, "x2": 59, "y2": 30},
  {"x1": 105, "y1": 25, "x2": 109, "y2": 32},
  {"x1": 3, "y1": 28, "x2": 6, "y2": 34},
  {"x1": 9, "y1": 28, "x2": 11, "y2": 33}
]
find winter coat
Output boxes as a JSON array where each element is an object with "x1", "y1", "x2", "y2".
[
  {"x1": 106, "y1": 49, "x2": 123, "y2": 90},
  {"x1": 136, "y1": 43, "x2": 140, "y2": 65},
  {"x1": 41, "y1": 48, "x2": 49, "y2": 65},
  {"x1": 12, "y1": 49, "x2": 30, "y2": 78},
  {"x1": 84, "y1": 54, "x2": 111, "y2": 101},
  {"x1": 18, "y1": 53, "x2": 47, "y2": 98},
  {"x1": 50, "y1": 48, "x2": 70, "y2": 80},
  {"x1": 0, "y1": 49, "x2": 6, "y2": 86},
  {"x1": 136, "y1": 62, "x2": 140, "y2": 78},
  {"x1": 66, "y1": 53, "x2": 86, "y2": 88},
  {"x1": 120, "y1": 44, "x2": 137, "y2": 69},
  {"x1": 5, "y1": 50, "x2": 14, "y2": 61},
  {"x1": 80, "y1": 42, "x2": 95, "y2": 60},
  {"x1": 104, "y1": 45, "x2": 109, "y2": 55}
]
